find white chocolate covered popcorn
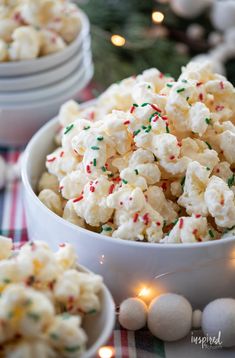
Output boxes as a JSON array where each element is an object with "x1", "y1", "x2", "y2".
[
  {"x1": 0, "y1": 235, "x2": 13, "y2": 260},
  {"x1": 40, "y1": 61, "x2": 235, "y2": 243},
  {"x1": 38, "y1": 189, "x2": 63, "y2": 217},
  {"x1": 0, "y1": 0, "x2": 82, "y2": 62},
  {"x1": 0, "y1": 241, "x2": 103, "y2": 356}
]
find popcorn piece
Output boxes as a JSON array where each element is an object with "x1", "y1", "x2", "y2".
[
  {"x1": 38, "y1": 189, "x2": 63, "y2": 217},
  {"x1": 58, "y1": 100, "x2": 80, "y2": 128},
  {"x1": 46, "y1": 147, "x2": 79, "y2": 180},
  {"x1": 219, "y1": 130, "x2": 235, "y2": 164},
  {"x1": 0, "y1": 18, "x2": 17, "y2": 42},
  {"x1": 60, "y1": 168, "x2": 88, "y2": 200},
  {"x1": 189, "y1": 102, "x2": 210, "y2": 136},
  {"x1": 0, "y1": 284, "x2": 54, "y2": 338},
  {"x1": 54, "y1": 243, "x2": 77, "y2": 271},
  {"x1": 40, "y1": 29, "x2": 66, "y2": 56},
  {"x1": 63, "y1": 200, "x2": 85, "y2": 228},
  {"x1": 73, "y1": 175, "x2": 114, "y2": 227},
  {"x1": 0, "y1": 236, "x2": 13, "y2": 260},
  {"x1": 205, "y1": 176, "x2": 235, "y2": 228},
  {"x1": 57, "y1": 3, "x2": 81, "y2": 43},
  {"x1": 3, "y1": 339, "x2": 56, "y2": 358},
  {"x1": 47, "y1": 315, "x2": 86, "y2": 357},
  {"x1": 0, "y1": 39, "x2": 8, "y2": 61},
  {"x1": 9, "y1": 26, "x2": 41, "y2": 61},
  {"x1": 162, "y1": 215, "x2": 211, "y2": 243},
  {"x1": 178, "y1": 161, "x2": 210, "y2": 216},
  {"x1": 38, "y1": 172, "x2": 59, "y2": 193},
  {"x1": 147, "y1": 186, "x2": 178, "y2": 225}
]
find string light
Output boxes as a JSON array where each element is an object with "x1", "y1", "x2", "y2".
[
  {"x1": 111, "y1": 34, "x2": 126, "y2": 47},
  {"x1": 152, "y1": 11, "x2": 164, "y2": 24},
  {"x1": 98, "y1": 346, "x2": 115, "y2": 358},
  {"x1": 138, "y1": 287, "x2": 151, "y2": 298}
]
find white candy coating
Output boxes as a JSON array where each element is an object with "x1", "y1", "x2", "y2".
[
  {"x1": 119, "y1": 298, "x2": 147, "y2": 331},
  {"x1": 148, "y1": 294, "x2": 192, "y2": 341}
]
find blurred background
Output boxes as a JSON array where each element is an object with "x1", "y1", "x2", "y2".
[{"x1": 77, "y1": 0, "x2": 235, "y2": 93}]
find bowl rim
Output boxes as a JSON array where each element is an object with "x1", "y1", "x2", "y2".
[
  {"x1": 21, "y1": 102, "x2": 235, "y2": 250},
  {"x1": 0, "y1": 9, "x2": 90, "y2": 71},
  {"x1": 77, "y1": 264, "x2": 115, "y2": 358}
]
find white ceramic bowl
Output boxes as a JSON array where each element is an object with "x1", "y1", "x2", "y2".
[
  {"x1": 0, "y1": 9, "x2": 90, "y2": 77},
  {"x1": 77, "y1": 265, "x2": 115, "y2": 358},
  {"x1": 22, "y1": 107, "x2": 235, "y2": 306},
  {"x1": 0, "y1": 39, "x2": 91, "y2": 92},
  {"x1": 0, "y1": 67, "x2": 93, "y2": 146},
  {"x1": 0, "y1": 52, "x2": 92, "y2": 104}
]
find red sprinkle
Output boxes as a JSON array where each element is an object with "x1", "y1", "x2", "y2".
[
  {"x1": 216, "y1": 169, "x2": 220, "y2": 173},
  {"x1": 130, "y1": 106, "x2": 135, "y2": 114},
  {"x1": 73, "y1": 195, "x2": 83, "y2": 203},
  {"x1": 47, "y1": 157, "x2": 56, "y2": 162},
  {"x1": 123, "y1": 120, "x2": 130, "y2": 125},
  {"x1": 220, "y1": 198, "x2": 224, "y2": 206},
  {"x1": 90, "y1": 186, "x2": 95, "y2": 192},
  {"x1": 90, "y1": 111, "x2": 95, "y2": 120},
  {"x1": 153, "y1": 115, "x2": 159, "y2": 122},
  {"x1": 169, "y1": 155, "x2": 175, "y2": 160},
  {"x1": 59, "y1": 186, "x2": 64, "y2": 191},
  {"x1": 162, "y1": 115, "x2": 168, "y2": 121},
  {"x1": 220, "y1": 81, "x2": 224, "y2": 90},
  {"x1": 195, "y1": 214, "x2": 201, "y2": 218},
  {"x1": 197, "y1": 237, "x2": 202, "y2": 242},
  {"x1": 156, "y1": 221, "x2": 161, "y2": 226},
  {"x1": 199, "y1": 93, "x2": 203, "y2": 101},
  {"x1": 179, "y1": 218, "x2": 184, "y2": 229},
  {"x1": 133, "y1": 213, "x2": 139, "y2": 223},
  {"x1": 109, "y1": 184, "x2": 115, "y2": 194},
  {"x1": 151, "y1": 104, "x2": 162, "y2": 112},
  {"x1": 196, "y1": 82, "x2": 203, "y2": 87},
  {"x1": 143, "y1": 213, "x2": 150, "y2": 225},
  {"x1": 193, "y1": 229, "x2": 198, "y2": 235},
  {"x1": 159, "y1": 72, "x2": 164, "y2": 79},
  {"x1": 177, "y1": 141, "x2": 182, "y2": 147},
  {"x1": 86, "y1": 165, "x2": 91, "y2": 174},
  {"x1": 216, "y1": 105, "x2": 224, "y2": 112},
  {"x1": 60, "y1": 151, "x2": 64, "y2": 157}
]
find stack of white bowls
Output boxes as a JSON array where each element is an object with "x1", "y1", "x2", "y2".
[{"x1": 0, "y1": 9, "x2": 93, "y2": 147}]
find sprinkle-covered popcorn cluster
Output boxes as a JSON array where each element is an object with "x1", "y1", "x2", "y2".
[
  {"x1": 0, "y1": 236, "x2": 103, "y2": 357},
  {"x1": 0, "y1": 0, "x2": 81, "y2": 62},
  {"x1": 39, "y1": 61, "x2": 235, "y2": 244}
]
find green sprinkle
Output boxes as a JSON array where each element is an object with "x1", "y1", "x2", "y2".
[
  {"x1": 173, "y1": 218, "x2": 179, "y2": 226},
  {"x1": 83, "y1": 126, "x2": 90, "y2": 130},
  {"x1": 141, "y1": 102, "x2": 149, "y2": 107},
  {"x1": 208, "y1": 229, "x2": 214, "y2": 238},
  {"x1": 141, "y1": 125, "x2": 147, "y2": 129},
  {"x1": 166, "y1": 125, "x2": 170, "y2": 133},
  {"x1": 227, "y1": 174, "x2": 235, "y2": 188},
  {"x1": 186, "y1": 96, "x2": 190, "y2": 101},
  {"x1": 97, "y1": 136, "x2": 104, "y2": 141},
  {"x1": 91, "y1": 146, "x2": 99, "y2": 150},
  {"x1": 133, "y1": 129, "x2": 141, "y2": 136},
  {"x1": 134, "y1": 169, "x2": 139, "y2": 175},
  {"x1": 206, "y1": 167, "x2": 210, "y2": 171},
  {"x1": 177, "y1": 88, "x2": 185, "y2": 93},
  {"x1": 147, "y1": 85, "x2": 151, "y2": 89},
  {"x1": 101, "y1": 166, "x2": 106, "y2": 172},
  {"x1": 133, "y1": 103, "x2": 138, "y2": 107},
  {"x1": 27, "y1": 313, "x2": 40, "y2": 321},
  {"x1": 93, "y1": 158, "x2": 97, "y2": 167},
  {"x1": 205, "y1": 118, "x2": 211, "y2": 125},
  {"x1": 64, "y1": 124, "x2": 74, "y2": 135},
  {"x1": 182, "y1": 79, "x2": 188, "y2": 83},
  {"x1": 3, "y1": 278, "x2": 11, "y2": 284},
  {"x1": 103, "y1": 226, "x2": 112, "y2": 232},
  {"x1": 205, "y1": 141, "x2": 212, "y2": 150},
  {"x1": 122, "y1": 179, "x2": 128, "y2": 184},
  {"x1": 145, "y1": 125, "x2": 152, "y2": 133},
  {"x1": 50, "y1": 333, "x2": 59, "y2": 340},
  {"x1": 148, "y1": 111, "x2": 160, "y2": 122},
  {"x1": 166, "y1": 83, "x2": 173, "y2": 88},
  {"x1": 108, "y1": 173, "x2": 114, "y2": 178},
  {"x1": 64, "y1": 346, "x2": 80, "y2": 353},
  {"x1": 88, "y1": 309, "x2": 97, "y2": 314},
  {"x1": 181, "y1": 176, "x2": 186, "y2": 187},
  {"x1": 164, "y1": 73, "x2": 172, "y2": 77}
]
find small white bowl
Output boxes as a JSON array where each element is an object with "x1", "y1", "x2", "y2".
[
  {"x1": 0, "y1": 39, "x2": 91, "y2": 92},
  {"x1": 22, "y1": 105, "x2": 235, "y2": 306},
  {"x1": 0, "y1": 9, "x2": 90, "y2": 77},
  {"x1": 0, "y1": 52, "x2": 92, "y2": 104},
  {"x1": 0, "y1": 66, "x2": 93, "y2": 146},
  {"x1": 77, "y1": 265, "x2": 115, "y2": 358}
]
